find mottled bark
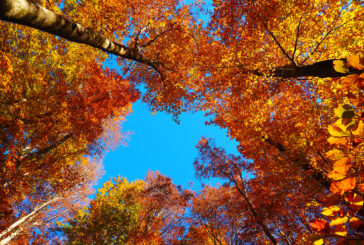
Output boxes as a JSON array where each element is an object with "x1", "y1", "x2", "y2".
[{"x1": 0, "y1": 0, "x2": 157, "y2": 68}]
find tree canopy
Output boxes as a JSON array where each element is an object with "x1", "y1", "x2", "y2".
[{"x1": 0, "y1": 0, "x2": 363, "y2": 244}]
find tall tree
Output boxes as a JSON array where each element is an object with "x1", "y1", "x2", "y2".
[
  {"x1": 0, "y1": 159, "x2": 102, "y2": 244},
  {"x1": 0, "y1": 0, "x2": 202, "y2": 118},
  {"x1": 0, "y1": 2, "x2": 138, "y2": 241},
  {"x1": 59, "y1": 171, "x2": 191, "y2": 244}
]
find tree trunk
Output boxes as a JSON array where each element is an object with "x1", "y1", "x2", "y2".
[
  {"x1": 252, "y1": 59, "x2": 362, "y2": 78},
  {"x1": 0, "y1": 0, "x2": 156, "y2": 68},
  {"x1": 1, "y1": 0, "x2": 361, "y2": 79},
  {"x1": 0, "y1": 195, "x2": 60, "y2": 244}
]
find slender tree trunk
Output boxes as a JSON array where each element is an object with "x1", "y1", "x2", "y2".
[
  {"x1": 233, "y1": 182, "x2": 278, "y2": 245},
  {"x1": 0, "y1": 194, "x2": 60, "y2": 244}
]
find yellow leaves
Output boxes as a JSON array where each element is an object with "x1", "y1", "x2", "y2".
[
  {"x1": 328, "y1": 124, "x2": 350, "y2": 137},
  {"x1": 332, "y1": 224, "x2": 347, "y2": 237},
  {"x1": 341, "y1": 73, "x2": 364, "y2": 91},
  {"x1": 328, "y1": 157, "x2": 351, "y2": 181},
  {"x1": 352, "y1": 120, "x2": 364, "y2": 136},
  {"x1": 313, "y1": 238, "x2": 324, "y2": 245},
  {"x1": 333, "y1": 60, "x2": 349, "y2": 74},
  {"x1": 330, "y1": 216, "x2": 348, "y2": 227},
  {"x1": 330, "y1": 177, "x2": 356, "y2": 195},
  {"x1": 347, "y1": 55, "x2": 364, "y2": 70},
  {"x1": 345, "y1": 193, "x2": 364, "y2": 211},
  {"x1": 325, "y1": 149, "x2": 345, "y2": 161},
  {"x1": 321, "y1": 205, "x2": 340, "y2": 216},
  {"x1": 341, "y1": 74, "x2": 360, "y2": 90},
  {"x1": 0, "y1": 51, "x2": 13, "y2": 92},
  {"x1": 327, "y1": 137, "x2": 348, "y2": 145},
  {"x1": 334, "y1": 104, "x2": 354, "y2": 119},
  {"x1": 306, "y1": 234, "x2": 325, "y2": 245}
]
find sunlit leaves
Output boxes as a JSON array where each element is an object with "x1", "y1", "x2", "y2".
[
  {"x1": 333, "y1": 60, "x2": 350, "y2": 74},
  {"x1": 327, "y1": 157, "x2": 351, "y2": 180},
  {"x1": 322, "y1": 206, "x2": 341, "y2": 216},
  {"x1": 310, "y1": 219, "x2": 330, "y2": 233}
]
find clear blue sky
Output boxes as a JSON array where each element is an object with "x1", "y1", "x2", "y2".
[
  {"x1": 97, "y1": 101, "x2": 239, "y2": 191},
  {"x1": 96, "y1": 0, "x2": 239, "y2": 191}
]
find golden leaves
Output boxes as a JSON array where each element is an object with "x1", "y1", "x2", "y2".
[
  {"x1": 325, "y1": 149, "x2": 345, "y2": 161},
  {"x1": 330, "y1": 216, "x2": 348, "y2": 227},
  {"x1": 327, "y1": 157, "x2": 351, "y2": 181},
  {"x1": 334, "y1": 104, "x2": 355, "y2": 118},
  {"x1": 321, "y1": 205, "x2": 340, "y2": 216},
  {"x1": 333, "y1": 60, "x2": 349, "y2": 74}
]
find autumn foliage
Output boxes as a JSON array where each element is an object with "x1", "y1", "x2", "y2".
[{"x1": 0, "y1": 0, "x2": 364, "y2": 244}]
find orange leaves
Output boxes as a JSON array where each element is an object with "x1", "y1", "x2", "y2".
[
  {"x1": 330, "y1": 178, "x2": 356, "y2": 196},
  {"x1": 342, "y1": 73, "x2": 364, "y2": 92},
  {"x1": 310, "y1": 219, "x2": 330, "y2": 233},
  {"x1": 347, "y1": 54, "x2": 364, "y2": 71},
  {"x1": 327, "y1": 157, "x2": 351, "y2": 181}
]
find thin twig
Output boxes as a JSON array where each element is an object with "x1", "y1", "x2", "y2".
[
  {"x1": 264, "y1": 23, "x2": 297, "y2": 67},
  {"x1": 302, "y1": 12, "x2": 364, "y2": 64}
]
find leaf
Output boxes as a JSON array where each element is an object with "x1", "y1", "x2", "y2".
[
  {"x1": 327, "y1": 157, "x2": 351, "y2": 181},
  {"x1": 352, "y1": 120, "x2": 364, "y2": 136},
  {"x1": 325, "y1": 149, "x2": 345, "y2": 161},
  {"x1": 347, "y1": 92, "x2": 364, "y2": 108},
  {"x1": 332, "y1": 224, "x2": 347, "y2": 237},
  {"x1": 313, "y1": 238, "x2": 324, "y2": 245},
  {"x1": 347, "y1": 55, "x2": 364, "y2": 70},
  {"x1": 358, "y1": 73, "x2": 364, "y2": 90},
  {"x1": 307, "y1": 234, "x2": 325, "y2": 245},
  {"x1": 310, "y1": 219, "x2": 329, "y2": 232},
  {"x1": 321, "y1": 205, "x2": 340, "y2": 216},
  {"x1": 328, "y1": 125, "x2": 350, "y2": 137},
  {"x1": 327, "y1": 137, "x2": 348, "y2": 145},
  {"x1": 330, "y1": 217, "x2": 348, "y2": 226},
  {"x1": 349, "y1": 217, "x2": 363, "y2": 230},
  {"x1": 330, "y1": 178, "x2": 356, "y2": 195},
  {"x1": 334, "y1": 104, "x2": 354, "y2": 118},
  {"x1": 335, "y1": 118, "x2": 356, "y2": 132},
  {"x1": 342, "y1": 74, "x2": 359, "y2": 90},
  {"x1": 345, "y1": 193, "x2": 364, "y2": 211},
  {"x1": 333, "y1": 60, "x2": 349, "y2": 74}
]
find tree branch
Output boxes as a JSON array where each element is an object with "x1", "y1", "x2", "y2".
[
  {"x1": 264, "y1": 24, "x2": 297, "y2": 67},
  {"x1": 0, "y1": 0, "x2": 163, "y2": 75}
]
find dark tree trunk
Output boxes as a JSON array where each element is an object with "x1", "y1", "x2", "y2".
[{"x1": 270, "y1": 59, "x2": 361, "y2": 78}]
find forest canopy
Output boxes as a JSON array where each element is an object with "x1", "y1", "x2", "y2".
[{"x1": 0, "y1": 0, "x2": 363, "y2": 244}]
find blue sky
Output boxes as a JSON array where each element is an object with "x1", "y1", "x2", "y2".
[
  {"x1": 97, "y1": 101, "x2": 239, "y2": 191},
  {"x1": 95, "y1": 0, "x2": 239, "y2": 191}
]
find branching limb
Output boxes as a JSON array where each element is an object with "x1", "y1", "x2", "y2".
[{"x1": 264, "y1": 23, "x2": 297, "y2": 67}]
